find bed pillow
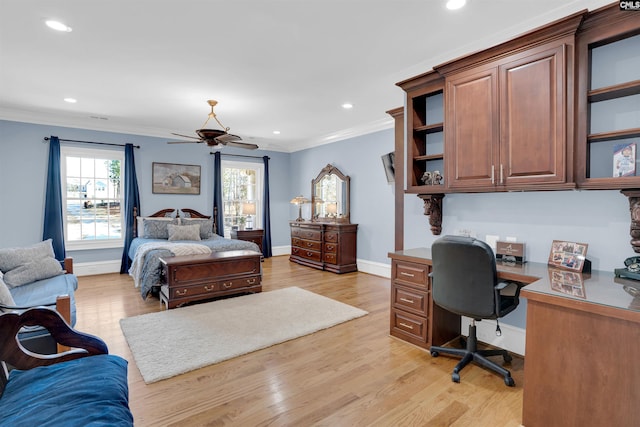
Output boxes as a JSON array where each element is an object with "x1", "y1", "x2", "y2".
[
  {"x1": 181, "y1": 218, "x2": 214, "y2": 239},
  {"x1": 3, "y1": 257, "x2": 64, "y2": 288},
  {"x1": 136, "y1": 216, "x2": 175, "y2": 237},
  {"x1": 142, "y1": 218, "x2": 178, "y2": 239},
  {"x1": 0, "y1": 239, "x2": 56, "y2": 273},
  {"x1": 167, "y1": 224, "x2": 201, "y2": 241},
  {"x1": 0, "y1": 273, "x2": 16, "y2": 309}
]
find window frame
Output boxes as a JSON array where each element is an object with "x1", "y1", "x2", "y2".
[
  {"x1": 60, "y1": 145, "x2": 125, "y2": 250},
  {"x1": 221, "y1": 160, "x2": 264, "y2": 238}
]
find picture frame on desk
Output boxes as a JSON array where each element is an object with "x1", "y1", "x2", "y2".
[{"x1": 548, "y1": 240, "x2": 589, "y2": 272}]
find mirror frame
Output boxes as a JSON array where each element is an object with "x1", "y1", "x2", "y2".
[{"x1": 311, "y1": 164, "x2": 350, "y2": 223}]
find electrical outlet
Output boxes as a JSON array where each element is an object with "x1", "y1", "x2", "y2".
[{"x1": 486, "y1": 234, "x2": 500, "y2": 251}]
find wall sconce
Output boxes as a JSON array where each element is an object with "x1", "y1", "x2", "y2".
[
  {"x1": 242, "y1": 202, "x2": 256, "y2": 230},
  {"x1": 290, "y1": 195, "x2": 310, "y2": 222}
]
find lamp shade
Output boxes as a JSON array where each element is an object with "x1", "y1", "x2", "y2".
[
  {"x1": 290, "y1": 195, "x2": 310, "y2": 205},
  {"x1": 242, "y1": 202, "x2": 256, "y2": 215},
  {"x1": 326, "y1": 202, "x2": 338, "y2": 214}
]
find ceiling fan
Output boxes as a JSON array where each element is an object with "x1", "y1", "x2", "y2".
[{"x1": 167, "y1": 100, "x2": 259, "y2": 150}]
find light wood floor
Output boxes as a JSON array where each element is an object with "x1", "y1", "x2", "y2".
[{"x1": 75, "y1": 255, "x2": 524, "y2": 427}]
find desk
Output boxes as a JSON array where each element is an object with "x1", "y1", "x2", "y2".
[{"x1": 389, "y1": 248, "x2": 640, "y2": 427}]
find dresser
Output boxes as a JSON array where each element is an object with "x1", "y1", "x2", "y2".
[
  {"x1": 289, "y1": 221, "x2": 358, "y2": 274},
  {"x1": 388, "y1": 249, "x2": 461, "y2": 349}
]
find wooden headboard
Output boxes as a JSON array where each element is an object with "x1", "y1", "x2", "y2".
[{"x1": 132, "y1": 208, "x2": 215, "y2": 237}]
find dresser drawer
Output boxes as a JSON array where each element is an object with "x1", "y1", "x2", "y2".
[
  {"x1": 392, "y1": 284, "x2": 429, "y2": 317},
  {"x1": 324, "y1": 231, "x2": 338, "y2": 243},
  {"x1": 292, "y1": 238, "x2": 322, "y2": 252},
  {"x1": 324, "y1": 241, "x2": 338, "y2": 254},
  {"x1": 291, "y1": 246, "x2": 322, "y2": 262},
  {"x1": 291, "y1": 228, "x2": 322, "y2": 241},
  {"x1": 324, "y1": 252, "x2": 336, "y2": 264},
  {"x1": 390, "y1": 309, "x2": 428, "y2": 344},
  {"x1": 393, "y1": 261, "x2": 429, "y2": 289}
]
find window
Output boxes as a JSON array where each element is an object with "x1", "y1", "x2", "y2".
[
  {"x1": 60, "y1": 146, "x2": 124, "y2": 249},
  {"x1": 222, "y1": 160, "x2": 263, "y2": 238}
]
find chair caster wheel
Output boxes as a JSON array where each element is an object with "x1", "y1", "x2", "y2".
[
  {"x1": 504, "y1": 353, "x2": 512, "y2": 363},
  {"x1": 452, "y1": 373, "x2": 460, "y2": 383},
  {"x1": 504, "y1": 376, "x2": 515, "y2": 387},
  {"x1": 431, "y1": 350, "x2": 439, "y2": 357}
]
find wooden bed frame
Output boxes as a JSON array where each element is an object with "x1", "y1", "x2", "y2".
[{"x1": 131, "y1": 208, "x2": 262, "y2": 309}]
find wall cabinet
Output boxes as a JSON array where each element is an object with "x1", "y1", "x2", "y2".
[
  {"x1": 290, "y1": 222, "x2": 358, "y2": 274},
  {"x1": 441, "y1": 39, "x2": 575, "y2": 192},
  {"x1": 575, "y1": 5, "x2": 640, "y2": 189}
]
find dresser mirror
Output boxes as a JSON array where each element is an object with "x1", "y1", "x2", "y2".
[{"x1": 311, "y1": 164, "x2": 350, "y2": 223}]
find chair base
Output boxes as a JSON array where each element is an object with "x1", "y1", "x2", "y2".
[{"x1": 430, "y1": 324, "x2": 515, "y2": 387}]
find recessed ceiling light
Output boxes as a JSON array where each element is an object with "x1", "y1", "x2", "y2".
[
  {"x1": 446, "y1": 0, "x2": 466, "y2": 10},
  {"x1": 273, "y1": 130, "x2": 281, "y2": 135},
  {"x1": 45, "y1": 20, "x2": 72, "y2": 32},
  {"x1": 64, "y1": 98, "x2": 77, "y2": 103},
  {"x1": 342, "y1": 103, "x2": 353, "y2": 109}
]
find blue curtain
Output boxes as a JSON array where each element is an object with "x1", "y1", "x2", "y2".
[
  {"x1": 43, "y1": 136, "x2": 65, "y2": 260},
  {"x1": 262, "y1": 156, "x2": 272, "y2": 258},
  {"x1": 119, "y1": 143, "x2": 141, "y2": 273},
  {"x1": 213, "y1": 152, "x2": 224, "y2": 237}
]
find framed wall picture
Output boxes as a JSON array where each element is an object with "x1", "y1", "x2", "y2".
[
  {"x1": 152, "y1": 162, "x2": 201, "y2": 195},
  {"x1": 548, "y1": 240, "x2": 589, "y2": 272}
]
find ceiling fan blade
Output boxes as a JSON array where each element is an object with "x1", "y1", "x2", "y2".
[
  {"x1": 167, "y1": 140, "x2": 200, "y2": 144},
  {"x1": 171, "y1": 132, "x2": 201, "y2": 140},
  {"x1": 225, "y1": 140, "x2": 259, "y2": 150},
  {"x1": 214, "y1": 133, "x2": 243, "y2": 144}
]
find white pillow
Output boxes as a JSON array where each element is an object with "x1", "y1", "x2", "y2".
[
  {"x1": 167, "y1": 224, "x2": 201, "y2": 241},
  {"x1": 0, "y1": 274, "x2": 16, "y2": 309}
]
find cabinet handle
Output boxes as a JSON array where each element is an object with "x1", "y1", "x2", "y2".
[
  {"x1": 400, "y1": 272, "x2": 415, "y2": 278},
  {"x1": 400, "y1": 297, "x2": 415, "y2": 304},
  {"x1": 306, "y1": 242, "x2": 313, "y2": 247},
  {"x1": 204, "y1": 285, "x2": 214, "y2": 292},
  {"x1": 223, "y1": 282, "x2": 232, "y2": 289},
  {"x1": 500, "y1": 163, "x2": 504, "y2": 184},
  {"x1": 491, "y1": 164, "x2": 495, "y2": 184},
  {"x1": 327, "y1": 245, "x2": 335, "y2": 250},
  {"x1": 399, "y1": 322, "x2": 414, "y2": 330},
  {"x1": 306, "y1": 251, "x2": 313, "y2": 256},
  {"x1": 247, "y1": 278, "x2": 256, "y2": 284},
  {"x1": 176, "y1": 289, "x2": 187, "y2": 296}
]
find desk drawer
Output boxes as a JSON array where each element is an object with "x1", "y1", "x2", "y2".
[
  {"x1": 390, "y1": 309, "x2": 428, "y2": 345},
  {"x1": 393, "y1": 261, "x2": 429, "y2": 289},
  {"x1": 392, "y1": 284, "x2": 429, "y2": 317}
]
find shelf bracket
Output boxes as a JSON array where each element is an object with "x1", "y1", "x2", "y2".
[
  {"x1": 621, "y1": 189, "x2": 640, "y2": 253},
  {"x1": 418, "y1": 194, "x2": 445, "y2": 235}
]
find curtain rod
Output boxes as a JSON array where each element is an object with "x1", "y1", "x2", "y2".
[
  {"x1": 43, "y1": 136, "x2": 140, "y2": 149},
  {"x1": 211, "y1": 152, "x2": 270, "y2": 160}
]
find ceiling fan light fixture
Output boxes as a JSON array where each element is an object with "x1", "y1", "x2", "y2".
[{"x1": 446, "y1": 0, "x2": 466, "y2": 10}]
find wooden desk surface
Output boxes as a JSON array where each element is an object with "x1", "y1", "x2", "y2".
[{"x1": 389, "y1": 248, "x2": 640, "y2": 321}]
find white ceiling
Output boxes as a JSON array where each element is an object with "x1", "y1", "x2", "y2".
[{"x1": 0, "y1": 0, "x2": 612, "y2": 152}]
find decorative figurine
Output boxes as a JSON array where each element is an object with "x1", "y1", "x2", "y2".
[
  {"x1": 421, "y1": 171, "x2": 432, "y2": 185},
  {"x1": 432, "y1": 170, "x2": 443, "y2": 185}
]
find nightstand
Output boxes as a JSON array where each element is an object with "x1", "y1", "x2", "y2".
[{"x1": 231, "y1": 228, "x2": 264, "y2": 254}]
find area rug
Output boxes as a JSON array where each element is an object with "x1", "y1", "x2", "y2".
[{"x1": 119, "y1": 287, "x2": 368, "y2": 384}]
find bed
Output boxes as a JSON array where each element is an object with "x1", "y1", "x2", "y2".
[{"x1": 128, "y1": 208, "x2": 261, "y2": 299}]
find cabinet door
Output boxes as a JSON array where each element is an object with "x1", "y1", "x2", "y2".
[
  {"x1": 499, "y1": 44, "x2": 567, "y2": 187},
  {"x1": 445, "y1": 67, "x2": 499, "y2": 190}
]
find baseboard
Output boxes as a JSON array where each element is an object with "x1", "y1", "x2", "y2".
[
  {"x1": 271, "y1": 245, "x2": 291, "y2": 257},
  {"x1": 75, "y1": 260, "x2": 121, "y2": 277},
  {"x1": 357, "y1": 259, "x2": 391, "y2": 278},
  {"x1": 460, "y1": 317, "x2": 526, "y2": 357}
]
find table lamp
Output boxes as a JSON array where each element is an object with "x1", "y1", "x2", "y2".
[
  {"x1": 326, "y1": 202, "x2": 338, "y2": 218},
  {"x1": 242, "y1": 202, "x2": 256, "y2": 230},
  {"x1": 290, "y1": 195, "x2": 310, "y2": 222}
]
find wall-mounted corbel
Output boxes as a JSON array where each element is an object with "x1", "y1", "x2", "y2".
[
  {"x1": 418, "y1": 194, "x2": 445, "y2": 235},
  {"x1": 621, "y1": 189, "x2": 640, "y2": 253}
]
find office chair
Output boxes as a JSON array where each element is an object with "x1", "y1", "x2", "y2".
[{"x1": 429, "y1": 235, "x2": 523, "y2": 387}]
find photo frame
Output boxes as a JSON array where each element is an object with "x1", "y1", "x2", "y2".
[
  {"x1": 548, "y1": 240, "x2": 589, "y2": 272},
  {"x1": 548, "y1": 268, "x2": 586, "y2": 299},
  {"x1": 152, "y1": 162, "x2": 201, "y2": 195}
]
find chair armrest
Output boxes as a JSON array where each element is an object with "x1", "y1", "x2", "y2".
[{"x1": 0, "y1": 307, "x2": 108, "y2": 371}]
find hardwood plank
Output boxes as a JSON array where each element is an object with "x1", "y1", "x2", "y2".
[{"x1": 74, "y1": 255, "x2": 524, "y2": 426}]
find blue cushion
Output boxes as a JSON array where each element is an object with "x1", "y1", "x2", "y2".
[{"x1": 0, "y1": 355, "x2": 133, "y2": 426}]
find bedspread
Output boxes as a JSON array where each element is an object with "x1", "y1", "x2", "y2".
[{"x1": 128, "y1": 236, "x2": 261, "y2": 299}]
